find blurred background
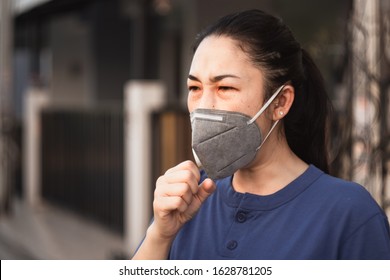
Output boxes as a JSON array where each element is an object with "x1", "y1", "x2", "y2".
[{"x1": 0, "y1": 0, "x2": 389, "y2": 259}]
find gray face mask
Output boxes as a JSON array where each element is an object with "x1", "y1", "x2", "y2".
[{"x1": 190, "y1": 85, "x2": 284, "y2": 180}]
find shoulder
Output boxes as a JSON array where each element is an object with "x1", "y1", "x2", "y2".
[
  {"x1": 315, "y1": 170, "x2": 379, "y2": 207},
  {"x1": 309, "y1": 167, "x2": 386, "y2": 225},
  {"x1": 306, "y1": 167, "x2": 390, "y2": 258}
]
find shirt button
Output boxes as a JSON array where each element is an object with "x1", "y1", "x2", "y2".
[
  {"x1": 226, "y1": 240, "x2": 238, "y2": 250},
  {"x1": 236, "y1": 211, "x2": 247, "y2": 223}
]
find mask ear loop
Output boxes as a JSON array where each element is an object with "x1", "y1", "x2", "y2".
[
  {"x1": 256, "y1": 120, "x2": 279, "y2": 151},
  {"x1": 247, "y1": 84, "x2": 285, "y2": 125},
  {"x1": 246, "y1": 84, "x2": 285, "y2": 151},
  {"x1": 192, "y1": 148, "x2": 203, "y2": 168}
]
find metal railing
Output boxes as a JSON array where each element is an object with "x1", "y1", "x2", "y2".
[{"x1": 40, "y1": 107, "x2": 124, "y2": 234}]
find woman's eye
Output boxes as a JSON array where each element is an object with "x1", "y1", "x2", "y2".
[
  {"x1": 188, "y1": 86, "x2": 200, "y2": 92},
  {"x1": 219, "y1": 86, "x2": 235, "y2": 91}
]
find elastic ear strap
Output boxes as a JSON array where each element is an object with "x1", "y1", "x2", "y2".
[
  {"x1": 247, "y1": 85, "x2": 285, "y2": 124},
  {"x1": 256, "y1": 120, "x2": 279, "y2": 151},
  {"x1": 192, "y1": 148, "x2": 203, "y2": 168}
]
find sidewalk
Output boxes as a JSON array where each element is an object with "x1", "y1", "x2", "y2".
[{"x1": 0, "y1": 198, "x2": 127, "y2": 260}]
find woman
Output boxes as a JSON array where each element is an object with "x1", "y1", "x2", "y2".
[{"x1": 133, "y1": 9, "x2": 390, "y2": 259}]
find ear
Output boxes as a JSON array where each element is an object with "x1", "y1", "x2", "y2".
[{"x1": 272, "y1": 85, "x2": 295, "y2": 121}]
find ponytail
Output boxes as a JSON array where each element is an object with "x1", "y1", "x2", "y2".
[{"x1": 285, "y1": 49, "x2": 331, "y2": 173}]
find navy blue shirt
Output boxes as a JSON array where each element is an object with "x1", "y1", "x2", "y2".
[{"x1": 169, "y1": 165, "x2": 390, "y2": 259}]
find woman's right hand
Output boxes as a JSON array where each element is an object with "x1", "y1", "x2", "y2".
[
  {"x1": 150, "y1": 160, "x2": 216, "y2": 241},
  {"x1": 132, "y1": 160, "x2": 216, "y2": 259}
]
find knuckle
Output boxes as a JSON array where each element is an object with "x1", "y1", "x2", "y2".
[
  {"x1": 155, "y1": 176, "x2": 168, "y2": 194},
  {"x1": 153, "y1": 199, "x2": 161, "y2": 212},
  {"x1": 183, "y1": 170, "x2": 194, "y2": 183},
  {"x1": 172, "y1": 197, "x2": 183, "y2": 210},
  {"x1": 184, "y1": 193, "x2": 193, "y2": 205},
  {"x1": 180, "y1": 182, "x2": 192, "y2": 196},
  {"x1": 177, "y1": 202, "x2": 187, "y2": 212},
  {"x1": 156, "y1": 175, "x2": 165, "y2": 185},
  {"x1": 182, "y1": 160, "x2": 195, "y2": 170},
  {"x1": 164, "y1": 168, "x2": 173, "y2": 175}
]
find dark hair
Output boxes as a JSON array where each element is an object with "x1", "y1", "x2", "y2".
[{"x1": 193, "y1": 9, "x2": 331, "y2": 173}]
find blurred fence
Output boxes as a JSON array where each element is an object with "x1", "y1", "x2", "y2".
[{"x1": 40, "y1": 107, "x2": 124, "y2": 234}]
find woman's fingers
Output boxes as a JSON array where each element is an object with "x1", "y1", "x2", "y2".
[
  {"x1": 156, "y1": 183, "x2": 194, "y2": 205},
  {"x1": 160, "y1": 170, "x2": 199, "y2": 194},
  {"x1": 165, "y1": 160, "x2": 200, "y2": 183},
  {"x1": 197, "y1": 178, "x2": 217, "y2": 203},
  {"x1": 154, "y1": 195, "x2": 189, "y2": 214},
  {"x1": 183, "y1": 178, "x2": 216, "y2": 217}
]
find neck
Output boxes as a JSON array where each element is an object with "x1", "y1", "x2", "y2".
[{"x1": 232, "y1": 134, "x2": 308, "y2": 196}]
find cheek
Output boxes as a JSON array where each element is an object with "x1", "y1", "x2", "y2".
[
  {"x1": 187, "y1": 94, "x2": 197, "y2": 113},
  {"x1": 237, "y1": 96, "x2": 261, "y2": 116}
]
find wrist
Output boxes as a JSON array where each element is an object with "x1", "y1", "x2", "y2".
[
  {"x1": 146, "y1": 222, "x2": 176, "y2": 244},
  {"x1": 132, "y1": 223, "x2": 174, "y2": 260}
]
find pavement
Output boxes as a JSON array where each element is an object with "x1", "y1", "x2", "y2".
[{"x1": 0, "y1": 198, "x2": 128, "y2": 260}]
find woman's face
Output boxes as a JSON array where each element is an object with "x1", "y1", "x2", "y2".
[{"x1": 187, "y1": 35, "x2": 270, "y2": 123}]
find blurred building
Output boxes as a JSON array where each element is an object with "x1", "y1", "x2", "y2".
[{"x1": 0, "y1": 0, "x2": 388, "y2": 259}]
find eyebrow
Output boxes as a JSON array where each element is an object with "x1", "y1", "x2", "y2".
[{"x1": 188, "y1": 74, "x2": 241, "y2": 83}]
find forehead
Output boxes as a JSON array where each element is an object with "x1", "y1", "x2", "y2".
[{"x1": 189, "y1": 35, "x2": 258, "y2": 79}]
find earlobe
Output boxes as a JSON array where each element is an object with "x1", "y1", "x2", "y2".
[{"x1": 273, "y1": 85, "x2": 294, "y2": 120}]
